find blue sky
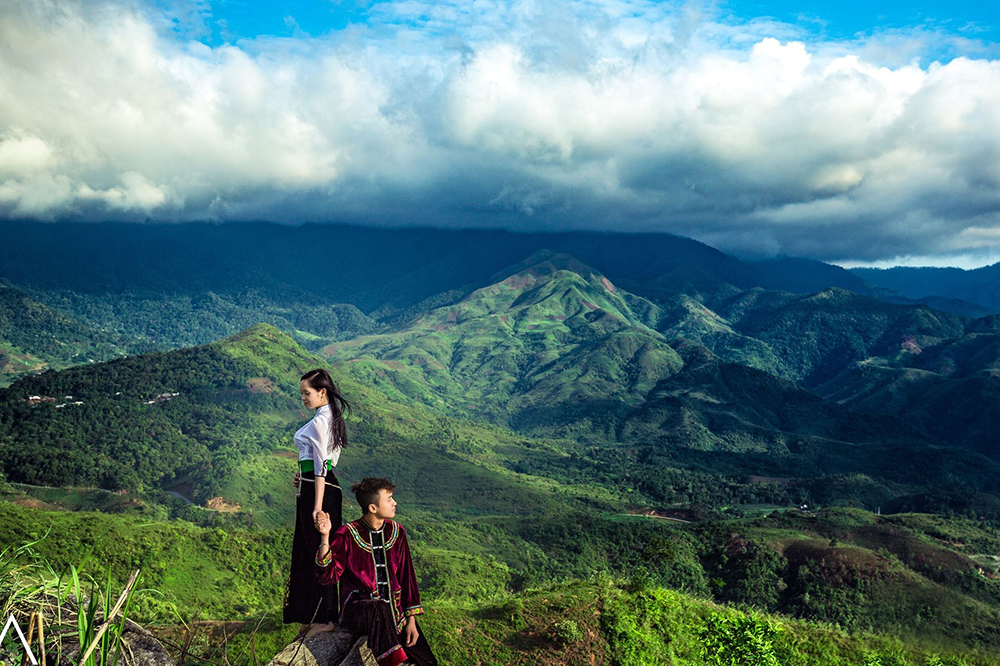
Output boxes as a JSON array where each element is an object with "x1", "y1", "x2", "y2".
[
  {"x1": 2, "y1": 0, "x2": 1000, "y2": 267},
  {"x1": 177, "y1": 0, "x2": 1000, "y2": 57}
]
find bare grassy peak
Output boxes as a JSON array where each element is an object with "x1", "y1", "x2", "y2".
[
  {"x1": 215, "y1": 323, "x2": 325, "y2": 385},
  {"x1": 433, "y1": 253, "x2": 655, "y2": 336},
  {"x1": 485, "y1": 249, "x2": 601, "y2": 283},
  {"x1": 659, "y1": 294, "x2": 736, "y2": 335},
  {"x1": 216, "y1": 323, "x2": 299, "y2": 352}
]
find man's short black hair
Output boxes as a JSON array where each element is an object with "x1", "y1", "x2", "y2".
[{"x1": 351, "y1": 477, "x2": 396, "y2": 513}]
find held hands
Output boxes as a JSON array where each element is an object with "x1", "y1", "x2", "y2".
[
  {"x1": 315, "y1": 511, "x2": 332, "y2": 537},
  {"x1": 403, "y1": 616, "x2": 419, "y2": 647}
]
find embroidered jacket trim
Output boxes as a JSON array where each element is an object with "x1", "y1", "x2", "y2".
[{"x1": 346, "y1": 520, "x2": 399, "y2": 552}]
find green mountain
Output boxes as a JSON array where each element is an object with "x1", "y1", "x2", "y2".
[
  {"x1": 0, "y1": 324, "x2": 318, "y2": 499},
  {"x1": 324, "y1": 253, "x2": 681, "y2": 425},
  {"x1": 6, "y1": 250, "x2": 998, "y2": 513},
  {"x1": 816, "y1": 329, "x2": 1000, "y2": 458},
  {"x1": 612, "y1": 343, "x2": 1000, "y2": 490},
  {"x1": 715, "y1": 287, "x2": 967, "y2": 386},
  {"x1": 0, "y1": 283, "x2": 123, "y2": 384},
  {"x1": 0, "y1": 322, "x2": 659, "y2": 526},
  {"x1": 3, "y1": 221, "x2": 991, "y2": 390},
  {"x1": 6, "y1": 313, "x2": 994, "y2": 522},
  {"x1": 317, "y1": 259, "x2": 1000, "y2": 503},
  {"x1": 613, "y1": 284, "x2": 972, "y2": 389}
]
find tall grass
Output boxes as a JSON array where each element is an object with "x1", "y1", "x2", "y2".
[
  {"x1": 62, "y1": 567, "x2": 139, "y2": 666},
  {"x1": 0, "y1": 540, "x2": 49, "y2": 662},
  {"x1": 1, "y1": 540, "x2": 139, "y2": 666}
]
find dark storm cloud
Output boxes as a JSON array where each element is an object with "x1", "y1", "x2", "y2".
[{"x1": 1, "y1": 0, "x2": 1000, "y2": 265}]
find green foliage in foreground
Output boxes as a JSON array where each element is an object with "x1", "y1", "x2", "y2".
[
  {"x1": 1, "y1": 541, "x2": 140, "y2": 666},
  {"x1": 410, "y1": 580, "x2": 998, "y2": 666},
  {"x1": 9, "y1": 501, "x2": 1000, "y2": 665},
  {"x1": 8, "y1": 562, "x2": 995, "y2": 666},
  {"x1": 0, "y1": 503, "x2": 289, "y2": 620}
]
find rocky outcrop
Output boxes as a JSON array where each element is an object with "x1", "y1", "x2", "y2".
[
  {"x1": 266, "y1": 628, "x2": 376, "y2": 666},
  {"x1": 32, "y1": 616, "x2": 173, "y2": 666}
]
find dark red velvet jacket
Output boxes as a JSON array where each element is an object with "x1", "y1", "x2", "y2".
[{"x1": 315, "y1": 519, "x2": 423, "y2": 631}]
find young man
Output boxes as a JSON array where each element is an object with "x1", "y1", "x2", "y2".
[{"x1": 315, "y1": 477, "x2": 437, "y2": 666}]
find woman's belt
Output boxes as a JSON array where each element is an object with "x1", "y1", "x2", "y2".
[
  {"x1": 298, "y1": 475, "x2": 341, "y2": 486},
  {"x1": 295, "y1": 466, "x2": 340, "y2": 497}
]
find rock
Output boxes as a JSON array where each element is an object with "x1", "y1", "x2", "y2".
[
  {"x1": 20, "y1": 597, "x2": 173, "y2": 666},
  {"x1": 115, "y1": 619, "x2": 175, "y2": 666},
  {"x1": 266, "y1": 627, "x2": 376, "y2": 666},
  {"x1": 49, "y1": 619, "x2": 173, "y2": 666}
]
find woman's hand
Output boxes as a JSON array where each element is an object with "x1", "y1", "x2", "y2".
[
  {"x1": 316, "y1": 511, "x2": 332, "y2": 538},
  {"x1": 293, "y1": 471, "x2": 300, "y2": 488},
  {"x1": 313, "y1": 509, "x2": 325, "y2": 529}
]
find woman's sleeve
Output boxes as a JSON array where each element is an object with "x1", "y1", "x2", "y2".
[{"x1": 301, "y1": 413, "x2": 332, "y2": 477}]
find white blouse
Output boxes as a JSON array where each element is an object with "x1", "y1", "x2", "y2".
[{"x1": 294, "y1": 404, "x2": 341, "y2": 476}]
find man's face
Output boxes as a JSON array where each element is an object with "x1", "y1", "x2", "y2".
[{"x1": 369, "y1": 488, "x2": 397, "y2": 519}]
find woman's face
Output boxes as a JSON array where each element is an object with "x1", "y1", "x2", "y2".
[{"x1": 300, "y1": 379, "x2": 329, "y2": 409}]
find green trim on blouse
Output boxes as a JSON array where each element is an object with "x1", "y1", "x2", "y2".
[{"x1": 298, "y1": 459, "x2": 334, "y2": 474}]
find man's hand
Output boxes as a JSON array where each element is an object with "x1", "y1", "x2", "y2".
[
  {"x1": 316, "y1": 511, "x2": 332, "y2": 538},
  {"x1": 403, "y1": 616, "x2": 418, "y2": 647},
  {"x1": 293, "y1": 471, "x2": 300, "y2": 488}
]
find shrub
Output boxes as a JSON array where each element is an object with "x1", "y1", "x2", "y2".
[
  {"x1": 552, "y1": 619, "x2": 584, "y2": 644},
  {"x1": 700, "y1": 611, "x2": 781, "y2": 666}
]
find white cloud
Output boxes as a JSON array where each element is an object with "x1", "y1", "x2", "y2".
[
  {"x1": 0, "y1": 0, "x2": 999, "y2": 264},
  {"x1": 78, "y1": 171, "x2": 169, "y2": 210},
  {"x1": 0, "y1": 135, "x2": 53, "y2": 174}
]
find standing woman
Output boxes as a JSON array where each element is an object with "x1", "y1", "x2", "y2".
[{"x1": 284, "y1": 368, "x2": 351, "y2": 636}]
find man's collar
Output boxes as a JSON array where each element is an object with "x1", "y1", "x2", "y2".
[{"x1": 356, "y1": 516, "x2": 389, "y2": 532}]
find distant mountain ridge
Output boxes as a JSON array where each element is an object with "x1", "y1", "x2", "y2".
[
  {"x1": 7, "y1": 222, "x2": 1000, "y2": 480},
  {"x1": 855, "y1": 263, "x2": 1000, "y2": 313},
  {"x1": 0, "y1": 221, "x2": 872, "y2": 313},
  {"x1": 6, "y1": 221, "x2": 1000, "y2": 490}
]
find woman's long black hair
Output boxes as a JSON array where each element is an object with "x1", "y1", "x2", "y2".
[{"x1": 301, "y1": 368, "x2": 351, "y2": 449}]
